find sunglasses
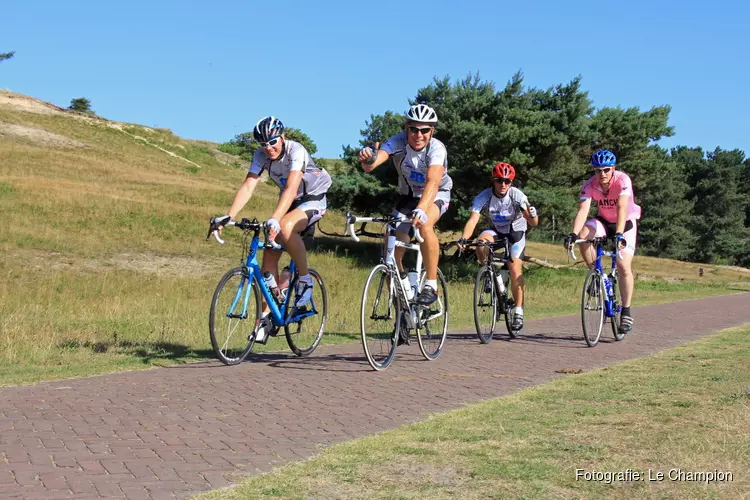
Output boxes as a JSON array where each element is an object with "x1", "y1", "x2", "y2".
[
  {"x1": 594, "y1": 167, "x2": 612, "y2": 174},
  {"x1": 407, "y1": 126, "x2": 433, "y2": 135},
  {"x1": 259, "y1": 137, "x2": 281, "y2": 148},
  {"x1": 493, "y1": 178, "x2": 512, "y2": 185}
]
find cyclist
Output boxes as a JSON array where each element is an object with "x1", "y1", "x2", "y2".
[
  {"x1": 358, "y1": 104, "x2": 452, "y2": 305},
  {"x1": 564, "y1": 149, "x2": 641, "y2": 333},
  {"x1": 458, "y1": 163, "x2": 538, "y2": 330},
  {"x1": 213, "y1": 116, "x2": 332, "y2": 341}
]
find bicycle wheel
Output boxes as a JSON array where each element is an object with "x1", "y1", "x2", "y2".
[
  {"x1": 473, "y1": 266, "x2": 497, "y2": 344},
  {"x1": 285, "y1": 268, "x2": 327, "y2": 356},
  {"x1": 361, "y1": 264, "x2": 400, "y2": 371},
  {"x1": 416, "y1": 268, "x2": 448, "y2": 361},
  {"x1": 609, "y1": 272, "x2": 625, "y2": 341},
  {"x1": 581, "y1": 269, "x2": 604, "y2": 347},
  {"x1": 209, "y1": 267, "x2": 260, "y2": 365}
]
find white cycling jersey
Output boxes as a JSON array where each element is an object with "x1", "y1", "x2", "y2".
[
  {"x1": 471, "y1": 187, "x2": 529, "y2": 233},
  {"x1": 249, "y1": 140, "x2": 331, "y2": 199},
  {"x1": 380, "y1": 131, "x2": 452, "y2": 203}
]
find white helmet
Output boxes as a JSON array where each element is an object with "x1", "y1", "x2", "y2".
[{"x1": 405, "y1": 104, "x2": 438, "y2": 124}]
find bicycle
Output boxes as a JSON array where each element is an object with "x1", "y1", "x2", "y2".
[
  {"x1": 451, "y1": 237, "x2": 520, "y2": 343},
  {"x1": 344, "y1": 212, "x2": 449, "y2": 371},
  {"x1": 207, "y1": 218, "x2": 328, "y2": 365},
  {"x1": 568, "y1": 236, "x2": 625, "y2": 347}
]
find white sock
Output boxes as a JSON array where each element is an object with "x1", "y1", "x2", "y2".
[
  {"x1": 298, "y1": 273, "x2": 312, "y2": 283},
  {"x1": 425, "y1": 279, "x2": 438, "y2": 291},
  {"x1": 514, "y1": 306, "x2": 523, "y2": 315}
]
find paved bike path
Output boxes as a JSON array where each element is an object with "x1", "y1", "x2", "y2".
[{"x1": 1, "y1": 292, "x2": 749, "y2": 499}]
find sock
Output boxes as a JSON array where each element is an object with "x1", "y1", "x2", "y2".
[
  {"x1": 514, "y1": 306, "x2": 523, "y2": 315},
  {"x1": 425, "y1": 279, "x2": 438, "y2": 291},
  {"x1": 622, "y1": 306, "x2": 631, "y2": 317},
  {"x1": 299, "y1": 273, "x2": 312, "y2": 283}
]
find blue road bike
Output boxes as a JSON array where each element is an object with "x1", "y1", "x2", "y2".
[
  {"x1": 207, "y1": 218, "x2": 327, "y2": 365},
  {"x1": 570, "y1": 237, "x2": 625, "y2": 347}
]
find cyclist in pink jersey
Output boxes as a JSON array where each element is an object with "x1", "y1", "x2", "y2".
[{"x1": 564, "y1": 150, "x2": 641, "y2": 333}]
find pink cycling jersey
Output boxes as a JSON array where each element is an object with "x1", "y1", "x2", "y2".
[{"x1": 579, "y1": 170, "x2": 641, "y2": 223}]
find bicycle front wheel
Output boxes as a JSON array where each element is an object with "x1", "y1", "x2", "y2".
[
  {"x1": 416, "y1": 268, "x2": 449, "y2": 361},
  {"x1": 609, "y1": 272, "x2": 625, "y2": 341},
  {"x1": 209, "y1": 267, "x2": 260, "y2": 365},
  {"x1": 361, "y1": 264, "x2": 400, "y2": 371},
  {"x1": 285, "y1": 268, "x2": 327, "y2": 356},
  {"x1": 473, "y1": 266, "x2": 497, "y2": 344},
  {"x1": 581, "y1": 270, "x2": 604, "y2": 347}
]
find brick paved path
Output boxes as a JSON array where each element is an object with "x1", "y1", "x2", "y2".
[{"x1": 1, "y1": 293, "x2": 749, "y2": 499}]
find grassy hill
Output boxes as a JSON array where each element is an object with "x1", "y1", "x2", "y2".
[{"x1": 1, "y1": 90, "x2": 748, "y2": 386}]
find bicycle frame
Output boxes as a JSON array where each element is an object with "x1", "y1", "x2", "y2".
[
  {"x1": 346, "y1": 213, "x2": 445, "y2": 327},
  {"x1": 572, "y1": 238, "x2": 619, "y2": 318},
  {"x1": 219, "y1": 220, "x2": 319, "y2": 327}
]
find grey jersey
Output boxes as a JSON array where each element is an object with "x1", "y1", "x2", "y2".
[
  {"x1": 249, "y1": 140, "x2": 332, "y2": 199},
  {"x1": 381, "y1": 131, "x2": 452, "y2": 203},
  {"x1": 471, "y1": 187, "x2": 529, "y2": 233}
]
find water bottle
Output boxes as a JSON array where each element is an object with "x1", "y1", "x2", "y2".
[
  {"x1": 603, "y1": 275, "x2": 614, "y2": 316},
  {"x1": 278, "y1": 267, "x2": 292, "y2": 301},
  {"x1": 400, "y1": 271, "x2": 414, "y2": 300},
  {"x1": 407, "y1": 269, "x2": 419, "y2": 298},
  {"x1": 263, "y1": 272, "x2": 281, "y2": 303},
  {"x1": 496, "y1": 269, "x2": 508, "y2": 294}
]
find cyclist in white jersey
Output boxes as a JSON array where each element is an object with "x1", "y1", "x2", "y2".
[
  {"x1": 458, "y1": 163, "x2": 538, "y2": 330},
  {"x1": 564, "y1": 149, "x2": 641, "y2": 333},
  {"x1": 358, "y1": 104, "x2": 453, "y2": 305},
  {"x1": 213, "y1": 116, "x2": 332, "y2": 340}
]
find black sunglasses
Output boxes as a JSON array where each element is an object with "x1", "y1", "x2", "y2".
[
  {"x1": 407, "y1": 126, "x2": 433, "y2": 135},
  {"x1": 594, "y1": 167, "x2": 612, "y2": 174},
  {"x1": 493, "y1": 178, "x2": 512, "y2": 185}
]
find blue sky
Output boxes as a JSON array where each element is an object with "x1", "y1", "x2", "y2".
[{"x1": 3, "y1": 0, "x2": 748, "y2": 159}]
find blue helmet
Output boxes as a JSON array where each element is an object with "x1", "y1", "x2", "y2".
[{"x1": 591, "y1": 149, "x2": 616, "y2": 167}]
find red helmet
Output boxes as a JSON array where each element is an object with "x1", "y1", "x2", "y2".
[{"x1": 492, "y1": 162, "x2": 515, "y2": 180}]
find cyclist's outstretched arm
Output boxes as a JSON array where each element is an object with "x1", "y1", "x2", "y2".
[
  {"x1": 570, "y1": 198, "x2": 592, "y2": 236},
  {"x1": 220, "y1": 173, "x2": 261, "y2": 233},
  {"x1": 414, "y1": 165, "x2": 443, "y2": 216},
  {"x1": 616, "y1": 194, "x2": 629, "y2": 234},
  {"x1": 461, "y1": 212, "x2": 481, "y2": 240},
  {"x1": 359, "y1": 142, "x2": 388, "y2": 172},
  {"x1": 271, "y1": 170, "x2": 303, "y2": 223}
]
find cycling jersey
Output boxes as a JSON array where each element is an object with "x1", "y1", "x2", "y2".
[
  {"x1": 249, "y1": 140, "x2": 332, "y2": 200},
  {"x1": 580, "y1": 170, "x2": 641, "y2": 223},
  {"x1": 380, "y1": 131, "x2": 452, "y2": 203},
  {"x1": 471, "y1": 187, "x2": 530, "y2": 233}
]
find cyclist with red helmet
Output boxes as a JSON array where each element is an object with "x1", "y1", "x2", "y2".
[
  {"x1": 564, "y1": 149, "x2": 641, "y2": 333},
  {"x1": 358, "y1": 104, "x2": 453, "y2": 306},
  {"x1": 458, "y1": 162, "x2": 538, "y2": 330}
]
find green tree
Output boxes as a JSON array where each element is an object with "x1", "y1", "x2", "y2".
[
  {"x1": 679, "y1": 147, "x2": 749, "y2": 264},
  {"x1": 333, "y1": 72, "x2": 676, "y2": 243},
  {"x1": 68, "y1": 97, "x2": 94, "y2": 114},
  {"x1": 0, "y1": 51, "x2": 14, "y2": 63}
]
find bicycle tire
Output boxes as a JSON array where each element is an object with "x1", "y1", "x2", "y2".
[
  {"x1": 609, "y1": 271, "x2": 625, "y2": 341},
  {"x1": 361, "y1": 264, "x2": 400, "y2": 371},
  {"x1": 473, "y1": 266, "x2": 497, "y2": 344},
  {"x1": 581, "y1": 269, "x2": 604, "y2": 347},
  {"x1": 416, "y1": 268, "x2": 448, "y2": 361},
  {"x1": 209, "y1": 267, "x2": 260, "y2": 365},
  {"x1": 285, "y1": 268, "x2": 327, "y2": 356}
]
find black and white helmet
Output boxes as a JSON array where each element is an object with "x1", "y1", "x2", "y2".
[
  {"x1": 405, "y1": 104, "x2": 438, "y2": 124},
  {"x1": 253, "y1": 116, "x2": 285, "y2": 142}
]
